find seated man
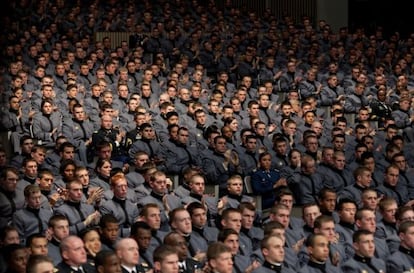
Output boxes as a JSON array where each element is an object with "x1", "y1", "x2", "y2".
[
  {"x1": 341, "y1": 230, "x2": 385, "y2": 273},
  {"x1": 53, "y1": 180, "x2": 100, "y2": 235},
  {"x1": 100, "y1": 173, "x2": 139, "y2": 237},
  {"x1": 206, "y1": 242, "x2": 234, "y2": 273},
  {"x1": 298, "y1": 234, "x2": 339, "y2": 273},
  {"x1": 115, "y1": 238, "x2": 148, "y2": 273},
  {"x1": 56, "y1": 235, "x2": 95, "y2": 273},
  {"x1": 387, "y1": 221, "x2": 414, "y2": 272},
  {"x1": 252, "y1": 235, "x2": 296, "y2": 273}
]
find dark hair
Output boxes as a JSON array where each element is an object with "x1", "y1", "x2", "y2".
[
  {"x1": 352, "y1": 229, "x2": 373, "y2": 243},
  {"x1": 217, "y1": 228, "x2": 238, "y2": 242},
  {"x1": 2, "y1": 244, "x2": 26, "y2": 261},
  {"x1": 99, "y1": 214, "x2": 119, "y2": 228},
  {"x1": 95, "y1": 250, "x2": 117, "y2": 270}
]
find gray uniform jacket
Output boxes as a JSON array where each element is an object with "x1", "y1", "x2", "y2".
[
  {"x1": 161, "y1": 139, "x2": 201, "y2": 174},
  {"x1": 344, "y1": 93, "x2": 368, "y2": 114},
  {"x1": 137, "y1": 191, "x2": 181, "y2": 231},
  {"x1": 320, "y1": 85, "x2": 345, "y2": 106},
  {"x1": 189, "y1": 226, "x2": 219, "y2": 253},
  {"x1": 125, "y1": 171, "x2": 145, "y2": 189},
  {"x1": 100, "y1": 197, "x2": 139, "y2": 237},
  {"x1": 62, "y1": 117, "x2": 94, "y2": 147},
  {"x1": 298, "y1": 80, "x2": 322, "y2": 99},
  {"x1": 53, "y1": 200, "x2": 95, "y2": 235},
  {"x1": 12, "y1": 206, "x2": 53, "y2": 242},
  {"x1": 376, "y1": 183, "x2": 409, "y2": 206},
  {"x1": 48, "y1": 238, "x2": 62, "y2": 265},
  {"x1": 129, "y1": 138, "x2": 164, "y2": 161},
  {"x1": 339, "y1": 184, "x2": 366, "y2": 208},
  {"x1": 341, "y1": 255, "x2": 386, "y2": 273},
  {"x1": 288, "y1": 171, "x2": 325, "y2": 205},
  {"x1": 323, "y1": 166, "x2": 354, "y2": 193},
  {"x1": 0, "y1": 188, "x2": 25, "y2": 229},
  {"x1": 32, "y1": 111, "x2": 62, "y2": 148},
  {"x1": 387, "y1": 246, "x2": 414, "y2": 273}
]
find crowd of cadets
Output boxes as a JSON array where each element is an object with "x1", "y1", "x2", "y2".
[{"x1": 3, "y1": 0, "x2": 414, "y2": 273}]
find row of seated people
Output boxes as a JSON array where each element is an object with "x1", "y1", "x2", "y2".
[{"x1": 1, "y1": 169, "x2": 414, "y2": 273}]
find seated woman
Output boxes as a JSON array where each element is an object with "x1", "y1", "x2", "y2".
[{"x1": 251, "y1": 152, "x2": 287, "y2": 209}]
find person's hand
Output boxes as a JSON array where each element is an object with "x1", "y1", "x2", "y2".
[
  {"x1": 217, "y1": 196, "x2": 228, "y2": 213},
  {"x1": 245, "y1": 260, "x2": 260, "y2": 273},
  {"x1": 193, "y1": 251, "x2": 206, "y2": 262},
  {"x1": 87, "y1": 187, "x2": 104, "y2": 205},
  {"x1": 165, "y1": 177, "x2": 173, "y2": 191},
  {"x1": 331, "y1": 251, "x2": 340, "y2": 266},
  {"x1": 84, "y1": 211, "x2": 101, "y2": 226},
  {"x1": 273, "y1": 177, "x2": 287, "y2": 188},
  {"x1": 162, "y1": 194, "x2": 171, "y2": 213},
  {"x1": 292, "y1": 238, "x2": 305, "y2": 253}
]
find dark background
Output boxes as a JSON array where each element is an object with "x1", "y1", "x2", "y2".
[{"x1": 349, "y1": 0, "x2": 413, "y2": 37}]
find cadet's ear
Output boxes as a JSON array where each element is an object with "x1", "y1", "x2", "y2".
[
  {"x1": 262, "y1": 247, "x2": 269, "y2": 257},
  {"x1": 154, "y1": 261, "x2": 161, "y2": 272}
]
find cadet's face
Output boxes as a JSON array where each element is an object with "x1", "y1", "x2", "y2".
[
  {"x1": 357, "y1": 211, "x2": 376, "y2": 233},
  {"x1": 68, "y1": 183, "x2": 83, "y2": 201},
  {"x1": 189, "y1": 177, "x2": 205, "y2": 195},
  {"x1": 1, "y1": 171, "x2": 19, "y2": 192},
  {"x1": 241, "y1": 209, "x2": 255, "y2": 229},
  {"x1": 102, "y1": 223, "x2": 119, "y2": 242},
  {"x1": 144, "y1": 207, "x2": 161, "y2": 229},
  {"x1": 227, "y1": 179, "x2": 242, "y2": 195},
  {"x1": 75, "y1": 169, "x2": 89, "y2": 186},
  {"x1": 272, "y1": 209, "x2": 290, "y2": 228},
  {"x1": 135, "y1": 229, "x2": 152, "y2": 249},
  {"x1": 259, "y1": 154, "x2": 272, "y2": 170},
  {"x1": 113, "y1": 179, "x2": 128, "y2": 199},
  {"x1": 100, "y1": 254, "x2": 122, "y2": 273},
  {"x1": 30, "y1": 237, "x2": 48, "y2": 255},
  {"x1": 385, "y1": 167, "x2": 399, "y2": 186},
  {"x1": 264, "y1": 236, "x2": 285, "y2": 264},
  {"x1": 319, "y1": 192, "x2": 337, "y2": 212},
  {"x1": 9, "y1": 249, "x2": 28, "y2": 273},
  {"x1": 222, "y1": 212, "x2": 242, "y2": 233},
  {"x1": 338, "y1": 203, "x2": 356, "y2": 224},
  {"x1": 401, "y1": 226, "x2": 414, "y2": 250},
  {"x1": 381, "y1": 202, "x2": 398, "y2": 223},
  {"x1": 354, "y1": 234, "x2": 375, "y2": 258},
  {"x1": 27, "y1": 191, "x2": 42, "y2": 209},
  {"x1": 191, "y1": 208, "x2": 207, "y2": 228},
  {"x1": 223, "y1": 234, "x2": 239, "y2": 255},
  {"x1": 316, "y1": 221, "x2": 336, "y2": 242},
  {"x1": 303, "y1": 206, "x2": 321, "y2": 227},
  {"x1": 172, "y1": 211, "x2": 192, "y2": 234},
  {"x1": 210, "y1": 252, "x2": 233, "y2": 273},
  {"x1": 155, "y1": 254, "x2": 179, "y2": 273},
  {"x1": 308, "y1": 236, "x2": 329, "y2": 262},
  {"x1": 361, "y1": 192, "x2": 378, "y2": 210},
  {"x1": 4, "y1": 230, "x2": 20, "y2": 245}
]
